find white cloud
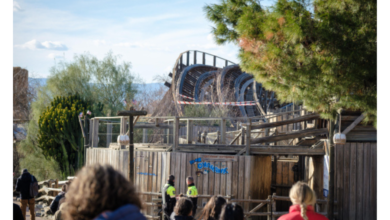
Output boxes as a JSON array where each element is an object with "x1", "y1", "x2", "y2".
[
  {"x1": 93, "y1": 40, "x2": 106, "y2": 46},
  {"x1": 16, "y1": 39, "x2": 68, "y2": 51},
  {"x1": 13, "y1": 1, "x2": 22, "y2": 12},
  {"x1": 48, "y1": 53, "x2": 64, "y2": 59},
  {"x1": 207, "y1": 34, "x2": 214, "y2": 41},
  {"x1": 114, "y1": 42, "x2": 153, "y2": 48}
]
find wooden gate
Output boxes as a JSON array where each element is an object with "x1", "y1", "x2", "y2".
[{"x1": 334, "y1": 142, "x2": 377, "y2": 220}]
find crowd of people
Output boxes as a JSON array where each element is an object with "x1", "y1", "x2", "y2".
[{"x1": 14, "y1": 164, "x2": 329, "y2": 220}]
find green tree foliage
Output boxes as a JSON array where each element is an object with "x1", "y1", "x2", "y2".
[
  {"x1": 19, "y1": 51, "x2": 137, "y2": 179},
  {"x1": 47, "y1": 51, "x2": 137, "y2": 115},
  {"x1": 204, "y1": 0, "x2": 376, "y2": 126},
  {"x1": 37, "y1": 94, "x2": 102, "y2": 177}
]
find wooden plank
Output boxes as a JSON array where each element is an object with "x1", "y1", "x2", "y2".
[
  {"x1": 170, "y1": 152, "x2": 175, "y2": 178},
  {"x1": 349, "y1": 143, "x2": 357, "y2": 220},
  {"x1": 282, "y1": 161, "x2": 290, "y2": 211},
  {"x1": 232, "y1": 156, "x2": 239, "y2": 204},
  {"x1": 335, "y1": 144, "x2": 344, "y2": 219},
  {"x1": 251, "y1": 113, "x2": 320, "y2": 130},
  {"x1": 175, "y1": 153, "x2": 182, "y2": 194},
  {"x1": 276, "y1": 161, "x2": 282, "y2": 211},
  {"x1": 237, "y1": 156, "x2": 245, "y2": 209},
  {"x1": 342, "y1": 114, "x2": 366, "y2": 135},
  {"x1": 251, "y1": 128, "x2": 328, "y2": 144},
  {"x1": 288, "y1": 162, "x2": 294, "y2": 185},
  {"x1": 370, "y1": 143, "x2": 377, "y2": 220},
  {"x1": 226, "y1": 160, "x2": 232, "y2": 198},
  {"x1": 153, "y1": 152, "x2": 158, "y2": 193},
  {"x1": 214, "y1": 161, "x2": 221, "y2": 195},
  {"x1": 157, "y1": 152, "x2": 162, "y2": 193},
  {"x1": 135, "y1": 151, "x2": 140, "y2": 190},
  {"x1": 249, "y1": 156, "x2": 272, "y2": 216},
  {"x1": 148, "y1": 152, "x2": 154, "y2": 215},
  {"x1": 363, "y1": 143, "x2": 371, "y2": 220},
  {"x1": 186, "y1": 153, "x2": 192, "y2": 190},
  {"x1": 250, "y1": 146, "x2": 324, "y2": 156},
  {"x1": 180, "y1": 153, "x2": 187, "y2": 194},
  {"x1": 356, "y1": 143, "x2": 364, "y2": 220},
  {"x1": 220, "y1": 161, "x2": 227, "y2": 196},
  {"x1": 343, "y1": 143, "x2": 351, "y2": 220},
  {"x1": 243, "y1": 156, "x2": 252, "y2": 213},
  {"x1": 197, "y1": 154, "x2": 205, "y2": 207},
  {"x1": 208, "y1": 161, "x2": 215, "y2": 198},
  {"x1": 166, "y1": 152, "x2": 171, "y2": 185}
]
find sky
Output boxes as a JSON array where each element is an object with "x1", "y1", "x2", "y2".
[{"x1": 13, "y1": 0, "x2": 275, "y2": 83}]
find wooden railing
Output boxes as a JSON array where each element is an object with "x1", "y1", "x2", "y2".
[
  {"x1": 92, "y1": 105, "x2": 326, "y2": 157},
  {"x1": 35, "y1": 176, "x2": 74, "y2": 203},
  {"x1": 136, "y1": 192, "x2": 335, "y2": 220}
]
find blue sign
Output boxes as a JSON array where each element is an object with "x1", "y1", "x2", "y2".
[
  {"x1": 190, "y1": 158, "x2": 229, "y2": 174},
  {"x1": 138, "y1": 172, "x2": 157, "y2": 176}
]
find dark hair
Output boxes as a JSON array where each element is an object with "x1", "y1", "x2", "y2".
[
  {"x1": 63, "y1": 164, "x2": 142, "y2": 220},
  {"x1": 178, "y1": 193, "x2": 186, "y2": 198},
  {"x1": 174, "y1": 197, "x2": 193, "y2": 216},
  {"x1": 200, "y1": 196, "x2": 227, "y2": 220},
  {"x1": 186, "y1": 176, "x2": 194, "y2": 183},
  {"x1": 219, "y1": 203, "x2": 244, "y2": 220}
]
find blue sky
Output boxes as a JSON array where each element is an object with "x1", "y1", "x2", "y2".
[{"x1": 13, "y1": 0, "x2": 276, "y2": 83}]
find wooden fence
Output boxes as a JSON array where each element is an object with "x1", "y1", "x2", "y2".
[
  {"x1": 35, "y1": 176, "x2": 74, "y2": 203},
  {"x1": 86, "y1": 148, "x2": 272, "y2": 218},
  {"x1": 334, "y1": 142, "x2": 377, "y2": 220}
]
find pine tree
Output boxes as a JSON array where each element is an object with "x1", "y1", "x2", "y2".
[
  {"x1": 204, "y1": 0, "x2": 376, "y2": 126},
  {"x1": 37, "y1": 94, "x2": 103, "y2": 178}
]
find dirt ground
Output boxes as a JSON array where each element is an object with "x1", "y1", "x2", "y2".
[{"x1": 13, "y1": 197, "x2": 46, "y2": 220}]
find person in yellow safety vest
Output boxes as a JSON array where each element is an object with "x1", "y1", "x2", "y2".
[
  {"x1": 186, "y1": 176, "x2": 198, "y2": 217},
  {"x1": 162, "y1": 175, "x2": 176, "y2": 220}
]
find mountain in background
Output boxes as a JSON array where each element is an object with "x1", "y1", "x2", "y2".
[{"x1": 29, "y1": 78, "x2": 164, "y2": 92}]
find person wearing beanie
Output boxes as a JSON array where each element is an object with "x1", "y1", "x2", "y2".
[
  {"x1": 15, "y1": 168, "x2": 38, "y2": 220},
  {"x1": 186, "y1": 176, "x2": 198, "y2": 217},
  {"x1": 162, "y1": 175, "x2": 176, "y2": 220}
]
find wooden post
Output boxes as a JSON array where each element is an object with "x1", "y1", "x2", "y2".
[
  {"x1": 54, "y1": 179, "x2": 58, "y2": 196},
  {"x1": 220, "y1": 119, "x2": 226, "y2": 144},
  {"x1": 106, "y1": 122, "x2": 112, "y2": 147},
  {"x1": 187, "y1": 120, "x2": 193, "y2": 144},
  {"x1": 272, "y1": 155, "x2": 278, "y2": 187},
  {"x1": 202, "y1": 131, "x2": 208, "y2": 144},
  {"x1": 173, "y1": 117, "x2": 179, "y2": 152},
  {"x1": 92, "y1": 119, "x2": 99, "y2": 147},
  {"x1": 246, "y1": 121, "x2": 251, "y2": 155},
  {"x1": 267, "y1": 195, "x2": 272, "y2": 220},
  {"x1": 241, "y1": 127, "x2": 245, "y2": 145},
  {"x1": 309, "y1": 156, "x2": 324, "y2": 200},
  {"x1": 128, "y1": 115, "x2": 134, "y2": 182},
  {"x1": 327, "y1": 119, "x2": 335, "y2": 220},
  {"x1": 83, "y1": 115, "x2": 89, "y2": 165},
  {"x1": 89, "y1": 118, "x2": 93, "y2": 147},
  {"x1": 272, "y1": 193, "x2": 276, "y2": 220}
]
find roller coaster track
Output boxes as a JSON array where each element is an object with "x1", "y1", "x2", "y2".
[{"x1": 160, "y1": 50, "x2": 285, "y2": 117}]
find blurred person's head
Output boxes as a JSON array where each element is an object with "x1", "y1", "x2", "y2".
[
  {"x1": 174, "y1": 197, "x2": 193, "y2": 216},
  {"x1": 186, "y1": 176, "x2": 194, "y2": 185},
  {"x1": 63, "y1": 164, "x2": 142, "y2": 220},
  {"x1": 200, "y1": 196, "x2": 227, "y2": 220},
  {"x1": 219, "y1": 203, "x2": 244, "y2": 220},
  {"x1": 168, "y1": 175, "x2": 175, "y2": 183},
  {"x1": 289, "y1": 181, "x2": 317, "y2": 220}
]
